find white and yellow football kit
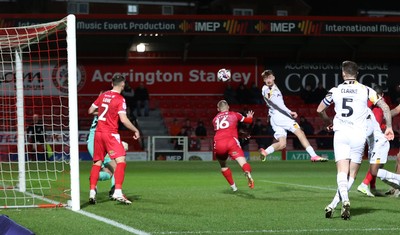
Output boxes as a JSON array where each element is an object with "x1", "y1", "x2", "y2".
[
  {"x1": 261, "y1": 84, "x2": 300, "y2": 140},
  {"x1": 322, "y1": 80, "x2": 379, "y2": 163}
]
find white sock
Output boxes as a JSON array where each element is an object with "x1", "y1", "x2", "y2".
[
  {"x1": 113, "y1": 189, "x2": 122, "y2": 196},
  {"x1": 330, "y1": 177, "x2": 354, "y2": 208},
  {"x1": 337, "y1": 172, "x2": 349, "y2": 202},
  {"x1": 378, "y1": 169, "x2": 400, "y2": 181},
  {"x1": 230, "y1": 183, "x2": 237, "y2": 191},
  {"x1": 89, "y1": 189, "x2": 96, "y2": 197},
  {"x1": 348, "y1": 177, "x2": 355, "y2": 190},
  {"x1": 329, "y1": 190, "x2": 341, "y2": 209},
  {"x1": 266, "y1": 146, "x2": 275, "y2": 155},
  {"x1": 306, "y1": 146, "x2": 317, "y2": 157}
]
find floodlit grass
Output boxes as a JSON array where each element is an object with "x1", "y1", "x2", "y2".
[{"x1": 1, "y1": 160, "x2": 400, "y2": 235}]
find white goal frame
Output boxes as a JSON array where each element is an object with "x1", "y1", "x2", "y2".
[{"x1": 0, "y1": 14, "x2": 80, "y2": 211}]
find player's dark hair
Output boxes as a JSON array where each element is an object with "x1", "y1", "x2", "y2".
[
  {"x1": 342, "y1": 61, "x2": 358, "y2": 77},
  {"x1": 261, "y1": 70, "x2": 274, "y2": 78},
  {"x1": 112, "y1": 75, "x2": 126, "y2": 86},
  {"x1": 373, "y1": 85, "x2": 384, "y2": 96}
]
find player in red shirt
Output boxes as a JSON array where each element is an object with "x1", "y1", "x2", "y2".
[
  {"x1": 213, "y1": 100, "x2": 254, "y2": 191},
  {"x1": 88, "y1": 75, "x2": 140, "y2": 205},
  {"x1": 357, "y1": 85, "x2": 398, "y2": 197}
]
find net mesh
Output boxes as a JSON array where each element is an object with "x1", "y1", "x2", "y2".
[{"x1": 0, "y1": 17, "x2": 72, "y2": 208}]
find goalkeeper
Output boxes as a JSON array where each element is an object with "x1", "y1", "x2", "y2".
[{"x1": 87, "y1": 115, "x2": 128, "y2": 198}]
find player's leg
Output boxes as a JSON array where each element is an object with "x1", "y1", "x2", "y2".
[
  {"x1": 259, "y1": 121, "x2": 286, "y2": 161},
  {"x1": 369, "y1": 165, "x2": 386, "y2": 196},
  {"x1": 259, "y1": 131, "x2": 286, "y2": 161},
  {"x1": 89, "y1": 160, "x2": 103, "y2": 204},
  {"x1": 108, "y1": 141, "x2": 127, "y2": 197},
  {"x1": 396, "y1": 151, "x2": 400, "y2": 174},
  {"x1": 358, "y1": 163, "x2": 384, "y2": 197},
  {"x1": 228, "y1": 138, "x2": 254, "y2": 189},
  {"x1": 105, "y1": 159, "x2": 117, "y2": 198},
  {"x1": 108, "y1": 137, "x2": 131, "y2": 204},
  {"x1": 357, "y1": 169, "x2": 375, "y2": 197},
  {"x1": 377, "y1": 169, "x2": 400, "y2": 190},
  {"x1": 218, "y1": 158, "x2": 237, "y2": 192},
  {"x1": 339, "y1": 136, "x2": 365, "y2": 220},
  {"x1": 363, "y1": 138, "x2": 389, "y2": 196},
  {"x1": 336, "y1": 159, "x2": 351, "y2": 220},
  {"x1": 326, "y1": 160, "x2": 358, "y2": 218},
  {"x1": 99, "y1": 155, "x2": 114, "y2": 180},
  {"x1": 111, "y1": 156, "x2": 132, "y2": 205},
  {"x1": 386, "y1": 150, "x2": 400, "y2": 195},
  {"x1": 235, "y1": 156, "x2": 254, "y2": 189},
  {"x1": 332, "y1": 133, "x2": 353, "y2": 220},
  {"x1": 98, "y1": 168, "x2": 112, "y2": 181},
  {"x1": 292, "y1": 128, "x2": 328, "y2": 162},
  {"x1": 89, "y1": 133, "x2": 106, "y2": 204},
  {"x1": 112, "y1": 155, "x2": 131, "y2": 203}
]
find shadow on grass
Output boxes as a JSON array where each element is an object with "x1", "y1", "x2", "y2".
[
  {"x1": 232, "y1": 190, "x2": 256, "y2": 199},
  {"x1": 80, "y1": 192, "x2": 142, "y2": 208},
  {"x1": 222, "y1": 189, "x2": 260, "y2": 200}
]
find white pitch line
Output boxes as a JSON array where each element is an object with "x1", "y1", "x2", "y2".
[
  {"x1": 258, "y1": 179, "x2": 338, "y2": 191},
  {"x1": 21, "y1": 190, "x2": 150, "y2": 234},
  {"x1": 74, "y1": 209, "x2": 151, "y2": 235},
  {"x1": 153, "y1": 228, "x2": 400, "y2": 234}
]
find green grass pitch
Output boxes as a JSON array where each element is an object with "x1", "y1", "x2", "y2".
[{"x1": 1, "y1": 160, "x2": 400, "y2": 235}]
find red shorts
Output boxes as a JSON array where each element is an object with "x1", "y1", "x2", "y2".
[
  {"x1": 213, "y1": 137, "x2": 244, "y2": 160},
  {"x1": 93, "y1": 131, "x2": 126, "y2": 162}
]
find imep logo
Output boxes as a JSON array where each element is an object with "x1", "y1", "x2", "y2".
[{"x1": 52, "y1": 63, "x2": 86, "y2": 93}]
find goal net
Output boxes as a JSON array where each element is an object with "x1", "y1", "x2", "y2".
[{"x1": 0, "y1": 15, "x2": 80, "y2": 210}]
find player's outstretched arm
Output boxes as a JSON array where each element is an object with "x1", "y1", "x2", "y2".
[
  {"x1": 376, "y1": 99, "x2": 394, "y2": 141},
  {"x1": 376, "y1": 99, "x2": 392, "y2": 129},
  {"x1": 242, "y1": 110, "x2": 254, "y2": 124},
  {"x1": 246, "y1": 110, "x2": 254, "y2": 118}
]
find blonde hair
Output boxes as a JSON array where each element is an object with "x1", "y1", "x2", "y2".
[
  {"x1": 217, "y1": 100, "x2": 229, "y2": 111},
  {"x1": 261, "y1": 69, "x2": 274, "y2": 78}
]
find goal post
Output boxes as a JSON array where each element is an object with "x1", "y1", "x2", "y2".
[{"x1": 0, "y1": 15, "x2": 80, "y2": 210}]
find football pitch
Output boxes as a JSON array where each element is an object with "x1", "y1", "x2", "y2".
[{"x1": 2, "y1": 160, "x2": 400, "y2": 235}]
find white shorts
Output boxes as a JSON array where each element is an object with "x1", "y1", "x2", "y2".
[
  {"x1": 270, "y1": 115, "x2": 300, "y2": 140},
  {"x1": 333, "y1": 129, "x2": 366, "y2": 164},
  {"x1": 367, "y1": 136, "x2": 389, "y2": 164}
]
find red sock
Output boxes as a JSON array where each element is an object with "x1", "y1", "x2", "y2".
[
  {"x1": 370, "y1": 175, "x2": 377, "y2": 189},
  {"x1": 362, "y1": 170, "x2": 374, "y2": 185},
  {"x1": 89, "y1": 165, "x2": 101, "y2": 190},
  {"x1": 114, "y1": 162, "x2": 127, "y2": 190},
  {"x1": 222, "y1": 168, "x2": 234, "y2": 185},
  {"x1": 241, "y1": 163, "x2": 252, "y2": 173}
]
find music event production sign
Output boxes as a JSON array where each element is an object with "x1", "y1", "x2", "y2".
[{"x1": 1, "y1": 14, "x2": 400, "y2": 36}]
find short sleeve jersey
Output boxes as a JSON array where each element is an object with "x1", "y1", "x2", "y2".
[
  {"x1": 261, "y1": 84, "x2": 292, "y2": 119},
  {"x1": 91, "y1": 90, "x2": 126, "y2": 133},
  {"x1": 213, "y1": 111, "x2": 244, "y2": 140},
  {"x1": 322, "y1": 81, "x2": 379, "y2": 131}
]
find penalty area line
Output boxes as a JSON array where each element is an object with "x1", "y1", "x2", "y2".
[
  {"x1": 258, "y1": 179, "x2": 338, "y2": 191},
  {"x1": 74, "y1": 209, "x2": 150, "y2": 235}
]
